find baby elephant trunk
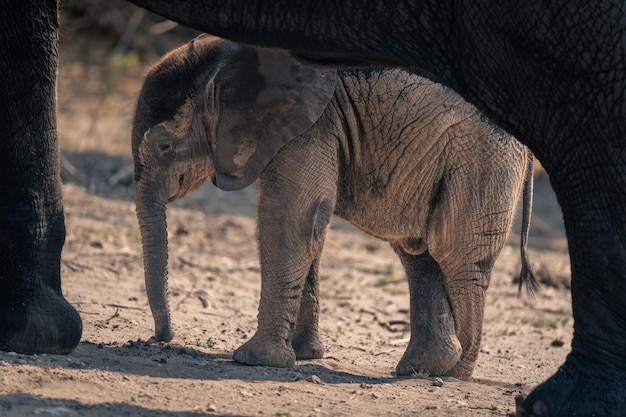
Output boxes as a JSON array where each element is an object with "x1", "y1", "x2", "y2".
[{"x1": 135, "y1": 180, "x2": 174, "y2": 342}]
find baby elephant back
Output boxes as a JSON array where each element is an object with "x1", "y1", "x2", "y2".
[{"x1": 332, "y1": 68, "x2": 528, "y2": 245}]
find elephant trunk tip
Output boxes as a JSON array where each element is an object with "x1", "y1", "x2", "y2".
[{"x1": 154, "y1": 322, "x2": 175, "y2": 342}]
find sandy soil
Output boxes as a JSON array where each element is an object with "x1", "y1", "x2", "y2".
[{"x1": 0, "y1": 25, "x2": 573, "y2": 417}]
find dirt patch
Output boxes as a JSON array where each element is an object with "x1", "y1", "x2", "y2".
[{"x1": 0, "y1": 8, "x2": 572, "y2": 417}]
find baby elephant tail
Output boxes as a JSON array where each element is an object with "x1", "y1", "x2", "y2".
[{"x1": 518, "y1": 150, "x2": 539, "y2": 297}]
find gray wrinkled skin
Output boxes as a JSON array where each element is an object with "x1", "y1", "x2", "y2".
[{"x1": 133, "y1": 36, "x2": 534, "y2": 380}]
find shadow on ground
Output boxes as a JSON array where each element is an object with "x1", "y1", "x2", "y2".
[{"x1": 0, "y1": 393, "x2": 223, "y2": 417}]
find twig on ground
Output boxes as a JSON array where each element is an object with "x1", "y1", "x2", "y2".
[{"x1": 106, "y1": 308, "x2": 120, "y2": 322}]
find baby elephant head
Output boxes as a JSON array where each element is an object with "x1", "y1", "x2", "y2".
[{"x1": 132, "y1": 34, "x2": 336, "y2": 342}]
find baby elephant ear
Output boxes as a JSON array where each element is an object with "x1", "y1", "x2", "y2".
[{"x1": 212, "y1": 45, "x2": 337, "y2": 190}]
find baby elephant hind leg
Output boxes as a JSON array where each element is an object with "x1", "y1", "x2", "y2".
[{"x1": 392, "y1": 244, "x2": 462, "y2": 377}]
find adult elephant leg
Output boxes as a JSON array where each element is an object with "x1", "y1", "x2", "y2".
[
  {"x1": 291, "y1": 259, "x2": 324, "y2": 360},
  {"x1": 517, "y1": 148, "x2": 626, "y2": 416},
  {"x1": 392, "y1": 245, "x2": 462, "y2": 376},
  {"x1": 0, "y1": 0, "x2": 82, "y2": 354}
]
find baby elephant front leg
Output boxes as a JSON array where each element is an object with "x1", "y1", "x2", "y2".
[
  {"x1": 233, "y1": 187, "x2": 333, "y2": 368},
  {"x1": 291, "y1": 258, "x2": 325, "y2": 360}
]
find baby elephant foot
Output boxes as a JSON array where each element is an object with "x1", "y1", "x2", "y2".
[
  {"x1": 395, "y1": 334, "x2": 462, "y2": 377},
  {"x1": 233, "y1": 334, "x2": 296, "y2": 368},
  {"x1": 292, "y1": 334, "x2": 324, "y2": 360},
  {"x1": 443, "y1": 357, "x2": 475, "y2": 381}
]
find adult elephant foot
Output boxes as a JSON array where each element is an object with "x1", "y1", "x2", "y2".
[
  {"x1": 0, "y1": 171, "x2": 82, "y2": 356},
  {"x1": 0, "y1": 285, "x2": 82, "y2": 355},
  {"x1": 395, "y1": 333, "x2": 462, "y2": 377},
  {"x1": 517, "y1": 151, "x2": 626, "y2": 416},
  {"x1": 515, "y1": 354, "x2": 626, "y2": 416},
  {"x1": 233, "y1": 334, "x2": 296, "y2": 368}
]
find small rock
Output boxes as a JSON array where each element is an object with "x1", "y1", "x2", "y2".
[
  {"x1": 89, "y1": 241, "x2": 103, "y2": 249},
  {"x1": 305, "y1": 375, "x2": 323, "y2": 384},
  {"x1": 550, "y1": 338, "x2": 565, "y2": 347},
  {"x1": 432, "y1": 377, "x2": 444, "y2": 387},
  {"x1": 207, "y1": 404, "x2": 217, "y2": 412},
  {"x1": 175, "y1": 225, "x2": 189, "y2": 236}
]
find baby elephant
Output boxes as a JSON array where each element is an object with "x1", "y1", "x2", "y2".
[{"x1": 133, "y1": 35, "x2": 535, "y2": 380}]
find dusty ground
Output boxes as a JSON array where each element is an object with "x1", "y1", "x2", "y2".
[{"x1": 0, "y1": 13, "x2": 573, "y2": 417}]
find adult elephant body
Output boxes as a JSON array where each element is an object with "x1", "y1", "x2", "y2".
[{"x1": 1, "y1": 1, "x2": 624, "y2": 416}]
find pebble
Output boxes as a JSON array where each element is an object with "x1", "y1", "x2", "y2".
[
  {"x1": 305, "y1": 375, "x2": 323, "y2": 384},
  {"x1": 432, "y1": 377, "x2": 444, "y2": 387}
]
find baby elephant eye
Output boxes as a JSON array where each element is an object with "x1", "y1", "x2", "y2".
[{"x1": 158, "y1": 141, "x2": 174, "y2": 154}]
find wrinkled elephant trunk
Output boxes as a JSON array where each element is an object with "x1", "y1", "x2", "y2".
[{"x1": 135, "y1": 181, "x2": 174, "y2": 342}]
